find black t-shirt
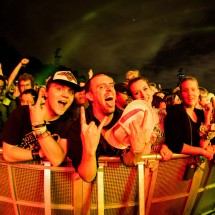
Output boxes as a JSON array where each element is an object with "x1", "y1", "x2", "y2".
[
  {"x1": 67, "y1": 105, "x2": 123, "y2": 170},
  {"x1": 164, "y1": 104, "x2": 204, "y2": 153},
  {"x1": 1, "y1": 105, "x2": 71, "y2": 150}
]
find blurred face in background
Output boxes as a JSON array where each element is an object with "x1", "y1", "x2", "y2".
[
  {"x1": 158, "y1": 101, "x2": 167, "y2": 115},
  {"x1": 19, "y1": 80, "x2": 32, "y2": 93},
  {"x1": 116, "y1": 91, "x2": 132, "y2": 110},
  {"x1": 75, "y1": 90, "x2": 87, "y2": 105},
  {"x1": 20, "y1": 93, "x2": 35, "y2": 106},
  {"x1": 199, "y1": 92, "x2": 209, "y2": 106}
]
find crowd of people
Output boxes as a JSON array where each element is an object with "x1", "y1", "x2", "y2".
[{"x1": 0, "y1": 59, "x2": 215, "y2": 182}]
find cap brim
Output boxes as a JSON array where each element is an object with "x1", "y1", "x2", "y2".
[{"x1": 49, "y1": 80, "x2": 82, "y2": 92}]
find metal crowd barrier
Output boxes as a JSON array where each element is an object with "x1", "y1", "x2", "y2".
[{"x1": 0, "y1": 148, "x2": 214, "y2": 215}]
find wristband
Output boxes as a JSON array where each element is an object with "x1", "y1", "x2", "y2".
[
  {"x1": 32, "y1": 123, "x2": 46, "y2": 128},
  {"x1": 32, "y1": 121, "x2": 45, "y2": 126},
  {"x1": 31, "y1": 149, "x2": 40, "y2": 160},
  {"x1": 33, "y1": 126, "x2": 47, "y2": 136},
  {"x1": 37, "y1": 131, "x2": 50, "y2": 140}
]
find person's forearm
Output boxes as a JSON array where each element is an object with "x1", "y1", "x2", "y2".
[
  {"x1": 3, "y1": 142, "x2": 33, "y2": 162},
  {"x1": 78, "y1": 152, "x2": 97, "y2": 182},
  {"x1": 199, "y1": 139, "x2": 210, "y2": 149},
  {"x1": 204, "y1": 114, "x2": 211, "y2": 125},
  {"x1": 122, "y1": 151, "x2": 135, "y2": 166},
  {"x1": 181, "y1": 143, "x2": 214, "y2": 160},
  {"x1": 123, "y1": 150, "x2": 146, "y2": 166},
  {"x1": 7, "y1": 62, "x2": 22, "y2": 88},
  {"x1": 37, "y1": 134, "x2": 66, "y2": 166},
  {"x1": 181, "y1": 143, "x2": 204, "y2": 155}
]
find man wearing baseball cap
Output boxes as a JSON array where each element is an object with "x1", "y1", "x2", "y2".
[{"x1": 2, "y1": 71, "x2": 80, "y2": 166}]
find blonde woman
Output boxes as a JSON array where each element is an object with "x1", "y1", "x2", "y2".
[{"x1": 165, "y1": 76, "x2": 214, "y2": 160}]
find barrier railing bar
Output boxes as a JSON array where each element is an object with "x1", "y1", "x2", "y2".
[
  {"x1": 198, "y1": 183, "x2": 215, "y2": 192},
  {"x1": 98, "y1": 153, "x2": 190, "y2": 162},
  {"x1": 97, "y1": 162, "x2": 105, "y2": 215},
  {"x1": 145, "y1": 160, "x2": 159, "y2": 215},
  {"x1": 137, "y1": 161, "x2": 145, "y2": 215},
  {"x1": 92, "y1": 202, "x2": 138, "y2": 209},
  {"x1": 0, "y1": 148, "x2": 191, "y2": 164},
  {"x1": 7, "y1": 164, "x2": 20, "y2": 215},
  {"x1": 43, "y1": 161, "x2": 52, "y2": 215},
  {"x1": 183, "y1": 161, "x2": 206, "y2": 215},
  {"x1": 1, "y1": 147, "x2": 214, "y2": 215}
]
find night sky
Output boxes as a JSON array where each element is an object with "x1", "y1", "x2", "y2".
[{"x1": 1, "y1": 0, "x2": 215, "y2": 91}]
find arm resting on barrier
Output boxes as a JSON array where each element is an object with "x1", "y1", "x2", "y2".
[
  {"x1": 181, "y1": 143, "x2": 214, "y2": 160},
  {"x1": 3, "y1": 141, "x2": 35, "y2": 162},
  {"x1": 159, "y1": 144, "x2": 173, "y2": 161},
  {"x1": 2, "y1": 137, "x2": 67, "y2": 166},
  {"x1": 37, "y1": 136, "x2": 67, "y2": 166}
]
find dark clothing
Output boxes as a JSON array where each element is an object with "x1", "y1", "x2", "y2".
[
  {"x1": 164, "y1": 104, "x2": 204, "y2": 153},
  {"x1": 0, "y1": 103, "x2": 8, "y2": 130},
  {"x1": 3, "y1": 92, "x2": 19, "y2": 116},
  {"x1": 67, "y1": 105, "x2": 123, "y2": 170},
  {"x1": 1, "y1": 105, "x2": 70, "y2": 150}
]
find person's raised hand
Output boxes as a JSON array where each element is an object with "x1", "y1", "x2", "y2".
[
  {"x1": 203, "y1": 103, "x2": 213, "y2": 125},
  {"x1": 80, "y1": 106, "x2": 107, "y2": 155},
  {"x1": 129, "y1": 110, "x2": 149, "y2": 154},
  {"x1": 29, "y1": 89, "x2": 46, "y2": 125},
  {"x1": 21, "y1": 58, "x2": 29, "y2": 65},
  {"x1": 88, "y1": 69, "x2": 93, "y2": 79}
]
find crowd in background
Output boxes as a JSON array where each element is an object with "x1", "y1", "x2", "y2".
[{"x1": 0, "y1": 58, "x2": 215, "y2": 182}]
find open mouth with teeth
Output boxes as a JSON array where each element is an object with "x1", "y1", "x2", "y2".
[
  {"x1": 105, "y1": 97, "x2": 113, "y2": 101},
  {"x1": 58, "y1": 100, "x2": 67, "y2": 107},
  {"x1": 105, "y1": 96, "x2": 115, "y2": 107}
]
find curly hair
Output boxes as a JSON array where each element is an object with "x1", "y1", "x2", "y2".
[{"x1": 18, "y1": 73, "x2": 34, "y2": 88}]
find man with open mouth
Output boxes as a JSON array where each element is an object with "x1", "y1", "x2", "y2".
[
  {"x1": 1, "y1": 70, "x2": 80, "y2": 166},
  {"x1": 67, "y1": 73, "x2": 125, "y2": 182}
]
